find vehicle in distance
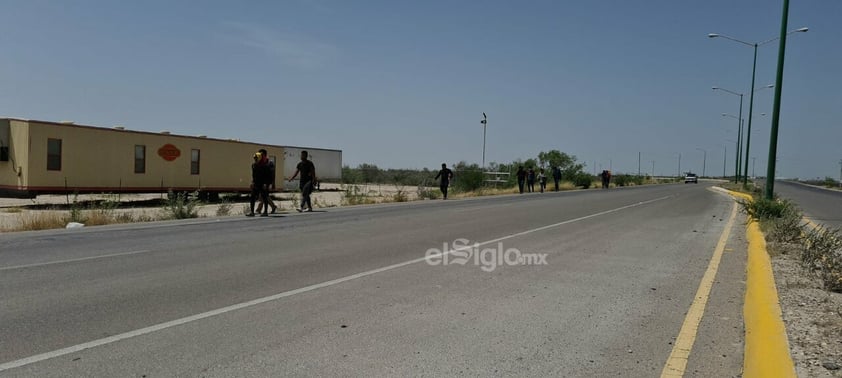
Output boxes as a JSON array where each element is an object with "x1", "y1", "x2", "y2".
[{"x1": 684, "y1": 173, "x2": 698, "y2": 184}]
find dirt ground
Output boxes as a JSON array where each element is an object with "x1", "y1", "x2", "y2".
[
  {"x1": 0, "y1": 183, "x2": 438, "y2": 231},
  {"x1": 770, "y1": 243, "x2": 842, "y2": 377}
]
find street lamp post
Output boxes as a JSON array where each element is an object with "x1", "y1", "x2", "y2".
[
  {"x1": 480, "y1": 113, "x2": 487, "y2": 169},
  {"x1": 714, "y1": 87, "x2": 743, "y2": 183},
  {"x1": 721, "y1": 144, "x2": 729, "y2": 178},
  {"x1": 722, "y1": 112, "x2": 743, "y2": 183},
  {"x1": 710, "y1": 24, "x2": 808, "y2": 196},
  {"x1": 677, "y1": 153, "x2": 681, "y2": 178},
  {"x1": 696, "y1": 148, "x2": 707, "y2": 177}
]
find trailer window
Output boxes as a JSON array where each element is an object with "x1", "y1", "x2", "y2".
[
  {"x1": 47, "y1": 139, "x2": 62, "y2": 171},
  {"x1": 191, "y1": 149, "x2": 200, "y2": 175},
  {"x1": 135, "y1": 145, "x2": 146, "y2": 173}
]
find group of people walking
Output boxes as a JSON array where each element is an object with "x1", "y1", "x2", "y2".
[
  {"x1": 247, "y1": 150, "x2": 317, "y2": 217},
  {"x1": 516, "y1": 166, "x2": 560, "y2": 194}
]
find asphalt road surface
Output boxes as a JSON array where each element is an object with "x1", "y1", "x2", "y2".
[
  {"x1": 0, "y1": 183, "x2": 748, "y2": 377},
  {"x1": 771, "y1": 180, "x2": 842, "y2": 229}
]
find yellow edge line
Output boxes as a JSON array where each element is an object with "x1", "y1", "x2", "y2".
[
  {"x1": 660, "y1": 202, "x2": 738, "y2": 378},
  {"x1": 723, "y1": 189, "x2": 796, "y2": 378}
]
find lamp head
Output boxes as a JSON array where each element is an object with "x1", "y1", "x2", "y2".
[{"x1": 708, "y1": 33, "x2": 719, "y2": 38}]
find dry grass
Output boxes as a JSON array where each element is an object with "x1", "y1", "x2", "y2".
[
  {"x1": 1, "y1": 209, "x2": 161, "y2": 232},
  {"x1": 1, "y1": 207, "x2": 23, "y2": 214},
  {"x1": 8, "y1": 211, "x2": 67, "y2": 231}
]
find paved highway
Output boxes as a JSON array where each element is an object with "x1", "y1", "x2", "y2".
[
  {"x1": 773, "y1": 180, "x2": 842, "y2": 229},
  {"x1": 0, "y1": 183, "x2": 747, "y2": 377}
]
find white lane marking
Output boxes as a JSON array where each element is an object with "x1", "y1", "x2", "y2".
[
  {"x1": 0, "y1": 250, "x2": 152, "y2": 271},
  {"x1": 0, "y1": 195, "x2": 671, "y2": 372}
]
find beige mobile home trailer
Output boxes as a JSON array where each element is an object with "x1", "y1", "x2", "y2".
[{"x1": 0, "y1": 118, "x2": 341, "y2": 198}]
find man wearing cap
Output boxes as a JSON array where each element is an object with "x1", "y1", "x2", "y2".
[{"x1": 247, "y1": 151, "x2": 272, "y2": 217}]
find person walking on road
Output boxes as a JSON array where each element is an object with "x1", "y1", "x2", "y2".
[
  {"x1": 434, "y1": 163, "x2": 453, "y2": 200},
  {"x1": 516, "y1": 166, "x2": 526, "y2": 194},
  {"x1": 248, "y1": 151, "x2": 272, "y2": 217},
  {"x1": 527, "y1": 168, "x2": 536, "y2": 193},
  {"x1": 288, "y1": 150, "x2": 317, "y2": 212},
  {"x1": 552, "y1": 166, "x2": 562, "y2": 192},
  {"x1": 600, "y1": 170, "x2": 611, "y2": 189},
  {"x1": 256, "y1": 149, "x2": 277, "y2": 214},
  {"x1": 538, "y1": 168, "x2": 547, "y2": 193}
]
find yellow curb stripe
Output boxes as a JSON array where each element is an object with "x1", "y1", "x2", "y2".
[
  {"x1": 743, "y1": 218, "x2": 796, "y2": 377},
  {"x1": 720, "y1": 188, "x2": 796, "y2": 378},
  {"x1": 660, "y1": 202, "x2": 738, "y2": 378}
]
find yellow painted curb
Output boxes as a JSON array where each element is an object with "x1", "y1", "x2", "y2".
[{"x1": 723, "y1": 189, "x2": 796, "y2": 378}]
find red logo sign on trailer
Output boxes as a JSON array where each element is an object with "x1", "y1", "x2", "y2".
[{"x1": 158, "y1": 144, "x2": 181, "y2": 161}]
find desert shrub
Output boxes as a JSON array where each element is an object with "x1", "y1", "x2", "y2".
[
  {"x1": 613, "y1": 175, "x2": 644, "y2": 187},
  {"x1": 161, "y1": 190, "x2": 200, "y2": 219},
  {"x1": 216, "y1": 200, "x2": 233, "y2": 216},
  {"x1": 802, "y1": 226, "x2": 842, "y2": 293},
  {"x1": 765, "y1": 207, "x2": 805, "y2": 244},
  {"x1": 417, "y1": 185, "x2": 440, "y2": 200},
  {"x1": 573, "y1": 173, "x2": 594, "y2": 189},
  {"x1": 452, "y1": 164, "x2": 484, "y2": 192},
  {"x1": 740, "y1": 197, "x2": 794, "y2": 219}
]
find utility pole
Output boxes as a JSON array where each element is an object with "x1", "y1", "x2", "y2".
[
  {"x1": 678, "y1": 153, "x2": 681, "y2": 177},
  {"x1": 651, "y1": 160, "x2": 655, "y2": 177},
  {"x1": 752, "y1": 157, "x2": 757, "y2": 178},
  {"x1": 638, "y1": 152, "x2": 641, "y2": 176},
  {"x1": 480, "y1": 113, "x2": 487, "y2": 169}
]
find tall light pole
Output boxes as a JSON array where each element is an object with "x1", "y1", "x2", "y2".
[
  {"x1": 709, "y1": 26, "x2": 807, "y2": 189},
  {"x1": 480, "y1": 113, "x2": 487, "y2": 169},
  {"x1": 638, "y1": 152, "x2": 641, "y2": 176},
  {"x1": 766, "y1": 0, "x2": 804, "y2": 200},
  {"x1": 722, "y1": 112, "x2": 743, "y2": 183},
  {"x1": 714, "y1": 87, "x2": 743, "y2": 183},
  {"x1": 720, "y1": 143, "x2": 730, "y2": 178},
  {"x1": 677, "y1": 153, "x2": 682, "y2": 177},
  {"x1": 696, "y1": 148, "x2": 707, "y2": 177}
]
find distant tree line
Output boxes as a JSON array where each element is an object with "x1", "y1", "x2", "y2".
[{"x1": 341, "y1": 150, "x2": 633, "y2": 191}]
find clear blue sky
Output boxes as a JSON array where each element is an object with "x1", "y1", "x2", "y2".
[{"x1": 2, "y1": 0, "x2": 840, "y2": 179}]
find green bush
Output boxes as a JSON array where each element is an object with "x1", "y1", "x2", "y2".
[
  {"x1": 739, "y1": 197, "x2": 795, "y2": 219},
  {"x1": 766, "y1": 207, "x2": 805, "y2": 244},
  {"x1": 161, "y1": 190, "x2": 200, "y2": 219},
  {"x1": 452, "y1": 163, "x2": 484, "y2": 192},
  {"x1": 574, "y1": 173, "x2": 594, "y2": 189},
  {"x1": 613, "y1": 174, "x2": 644, "y2": 187}
]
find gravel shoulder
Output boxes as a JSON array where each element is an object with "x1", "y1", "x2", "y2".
[{"x1": 770, "y1": 243, "x2": 842, "y2": 377}]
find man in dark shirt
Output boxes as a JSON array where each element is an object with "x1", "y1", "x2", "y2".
[
  {"x1": 257, "y1": 149, "x2": 277, "y2": 214},
  {"x1": 434, "y1": 163, "x2": 453, "y2": 200},
  {"x1": 552, "y1": 166, "x2": 562, "y2": 192},
  {"x1": 516, "y1": 166, "x2": 526, "y2": 194},
  {"x1": 288, "y1": 150, "x2": 317, "y2": 212},
  {"x1": 248, "y1": 151, "x2": 272, "y2": 217}
]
